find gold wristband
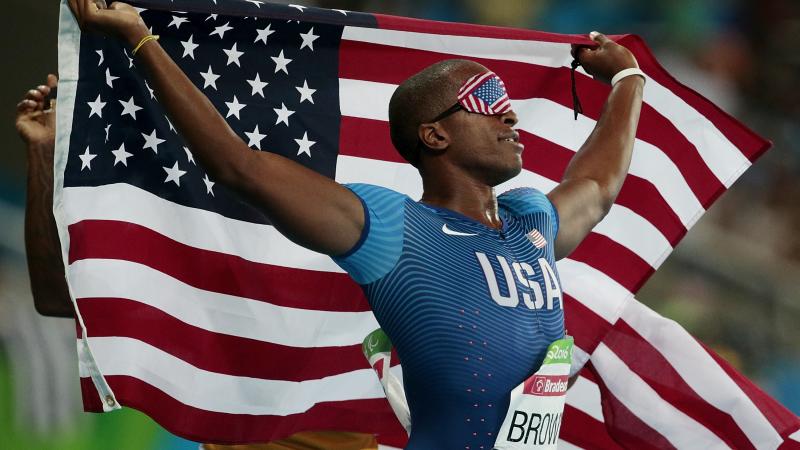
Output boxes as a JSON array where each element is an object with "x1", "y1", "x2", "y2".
[{"x1": 131, "y1": 34, "x2": 160, "y2": 56}]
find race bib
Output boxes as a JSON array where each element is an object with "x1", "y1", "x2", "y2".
[{"x1": 494, "y1": 336, "x2": 573, "y2": 449}]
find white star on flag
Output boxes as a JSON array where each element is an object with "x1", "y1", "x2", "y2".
[
  {"x1": 271, "y1": 50, "x2": 292, "y2": 74},
  {"x1": 87, "y1": 94, "x2": 106, "y2": 118},
  {"x1": 104, "y1": 124, "x2": 111, "y2": 142},
  {"x1": 333, "y1": 9, "x2": 348, "y2": 15},
  {"x1": 225, "y1": 96, "x2": 246, "y2": 119},
  {"x1": 223, "y1": 43, "x2": 244, "y2": 66},
  {"x1": 273, "y1": 103, "x2": 295, "y2": 126},
  {"x1": 168, "y1": 15, "x2": 189, "y2": 29},
  {"x1": 299, "y1": 27, "x2": 319, "y2": 50},
  {"x1": 145, "y1": 81, "x2": 155, "y2": 99},
  {"x1": 165, "y1": 116, "x2": 176, "y2": 133},
  {"x1": 203, "y1": 174, "x2": 215, "y2": 196},
  {"x1": 244, "y1": 125, "x2": 266, "y2": 149},
  {"x1": 247, "y1": 73, "x2": 268, "y2": 97},
  {"x1": 200, "y1": 66, "x2": 221, "y2": 90},
  {"x1": 246, "y1": 0, "x2": 264, "y2": 7},
  {"x1": 255, "y1": 23, "x2": 275, "y2": 44},
  {"x1": 296, "y1": 79, "x2": 316, "y2": 104},
  {"x1": 78, "y1": 146, "x2": 96, "y2": 170},
  {"x1": 105, "y1": 68, "x2": 119, "y2": 88},
  {"x1": 119, "y1": 96, "x2": 143, "y2": 120},
  {"x1": 111, "y1": 143, "x2": 133, "y2": 166},
  {"x1": 289, "y1": 4, "x2": 306, "y2": 12},
  {"x1": 294, "y1": 132, "x2": 315, "y2": 157},
  {"x1": 163, "y1": 161, "x2": 187, "y2": 186},
  {"x1": 205, "y1": 14, "x2": 218, "y2": 21},
  {"x1": 181, "y1": 34, "x2": 199, "y2": 59},
  {"x1": 96, "y1": 49, "x2": 104, "y2": 65},
  {"x1": 183, "y1": 147, "x2": 195, "y2": 165},
  {"x1": 210, "y1": 22, "x2": 233, "y2": 39},
  {"x1": 141, "y1": 129, "x2": 165, "y2": 153}
]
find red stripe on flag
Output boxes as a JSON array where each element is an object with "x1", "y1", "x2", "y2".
[
  {"x1": 561, "y1": 404, "x2": 624, "y2": 449},
  {"x1": 569, "y1": 233, "x2": 655, "y2": 293},
  {"x1": 339, "y1": 40, "x2": 725, "y2": 206},
  {"x1": 562, "y1": 295, "x2": 612, "y2": 354},
  {"x1": 605, "y1": 320, "x2": 757, "y2": 450},
  {"x1": 80, "y1": 376, "x2": 409, "y2": 447},
  {"x1": 68, "y1": 220, "x2": 371, "y2": 312},
  {"x1": 587, "y1": 363, "x2": 677, "y2": 450},
  {"x1": 78, "y1": 297, "x2": 370, "y2": 381},
  {"x1": 374, "y1": 13, "x2": 591, "y2": 44},
  {"x1": 703, "y1": 342, "x2": 800, "y2": 437}
]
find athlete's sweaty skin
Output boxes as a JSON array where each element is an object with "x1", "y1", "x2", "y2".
[{"x1": 29, "y1": 1, "x2": 644, "y2": 447}]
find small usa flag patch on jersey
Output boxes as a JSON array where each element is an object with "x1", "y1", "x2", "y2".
[{"x1": 527, "y1": 228, "x2": 547, "y2": 248}]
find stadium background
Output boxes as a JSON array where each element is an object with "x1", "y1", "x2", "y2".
[{"x1": 0, "y1": 0, "x2": 797, "y2": 448}]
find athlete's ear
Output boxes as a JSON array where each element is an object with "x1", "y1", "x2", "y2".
[{"x1": 418, "y1": 122, "x2": 450, "y2": 152}]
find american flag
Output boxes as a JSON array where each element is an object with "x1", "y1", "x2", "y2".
[
  {"x1": 53, "y1": 0, "x2": 800, "y2": 447},
  {"x1": 457, "y1": 71, "x2": 512, "y2": 115},
  {"x1": 526, "y1": 228, "x2": 547, "y2": 249}
]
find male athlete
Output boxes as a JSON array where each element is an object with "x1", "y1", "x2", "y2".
[{"x1": 57, "y1": 1, "x2": 644, "y2": 448}]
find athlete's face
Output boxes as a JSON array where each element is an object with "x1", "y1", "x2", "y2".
[{"x1": 436, "y1": 68, "x2": 524, "y2": 186}]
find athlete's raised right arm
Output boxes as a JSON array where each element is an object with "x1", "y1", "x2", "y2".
[{"x1": 68, "y1": 0, "x2": 364, "y2": 256}]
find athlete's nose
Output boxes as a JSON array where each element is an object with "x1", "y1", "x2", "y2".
[{"x1": 501, "y1": 109, "x2": 518, "y2": 128}]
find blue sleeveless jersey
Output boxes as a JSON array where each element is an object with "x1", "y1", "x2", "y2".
[{"x1": 333, "y1": 184, "x2": 565, "y2": 450}]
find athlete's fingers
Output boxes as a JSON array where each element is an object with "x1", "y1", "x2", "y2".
[
  {"x1": 589, "y1": 31, "x2": 610, "y2": 45},
  {"x1": 25, "y1": 89, "x2": 44, "y2": 102},
  {"x1": 17, "y1": 100, "x2": 36, "y2": 113},
  {"x1": 47, "y1": 73, "x2": 59, "y2": 89}
]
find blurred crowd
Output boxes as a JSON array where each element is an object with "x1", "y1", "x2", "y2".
[{"x1": 1, "y1": 0, "x2": 798, "y2": 445}]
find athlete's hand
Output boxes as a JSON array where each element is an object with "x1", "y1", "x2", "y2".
[
  {"x1": 573, "y1": 31, "x2": 639, "y2": 85},
  {"x1": 67, "y1": 0, "x2": 149, "y2": 47},
  {"x1": 15, "y1": 74, "x2": 58, "y2": 148}
]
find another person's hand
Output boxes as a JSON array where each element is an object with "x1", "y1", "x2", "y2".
[
  {"x1": 67, "y1": 0, "x2": 149, "y2": 47},
  {"x1": 15, "y1": 74, "x2": 58, "y2": 148},
  {"x1": 573, "y1": 31, "x2": 639, "y2": 84}
]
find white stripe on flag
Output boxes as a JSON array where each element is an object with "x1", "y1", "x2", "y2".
[
  {"x1": 82, "y1": 336, "x2": 386, "y2": 415},
  {"x1": 342, "y1": 26, "x2": 573, "y2": 68},
  {"x1": 69, "y1": 258, "x2": 379, "y2": 348},
  {"x1": 643, "y1": 80, "x2": 750, "y2": 187},
  {"x1": 622, "y1": 300, "x2": 783, "y2": 448},
  {"x1": 342, "y1": 26, "x2": 747, "y2": 188},
  {"x1": 592, "y1": 203, "x2": 672, "y2": 268},
  {"x1": 592, "y1": 343, "x2": 730, "y2": 449},
  {"x1": 566, "y1": 376, "x2": 605, "y2": 422},
  {"x1": 63, "y1": 184, "x2": 342, "y2": 272},
  {"x1": 556, "y1": 259, "x2": 632, "y2": 324}
]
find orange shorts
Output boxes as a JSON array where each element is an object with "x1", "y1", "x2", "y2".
[{"x1": 202, "y1": 431, "x2": 378, "y2": 450}]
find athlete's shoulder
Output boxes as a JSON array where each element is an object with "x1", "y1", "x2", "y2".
[
  {"x1": 344, "y1": 183, "x2": 408, "y2": 204},
  {"x1": 498, "y1": 187, "x2": 555, "y2": 217},
  {"x1": 335, "y1": 183, "x2": 409, "y2": 285}
]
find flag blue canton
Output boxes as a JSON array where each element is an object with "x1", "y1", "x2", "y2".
[
  {"x1": 472, "y1": 77, "x2": 505, "y2": 106},
  {"x1": 64, "y1": 0, "x2": 376, "y2": 224}
]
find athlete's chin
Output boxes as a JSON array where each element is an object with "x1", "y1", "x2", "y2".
[{"x1": 486, "y1": 162, "x2": 522, "y2": 187}]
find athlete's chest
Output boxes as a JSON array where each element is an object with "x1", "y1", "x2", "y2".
[{"x1": 397, "y1": 204, "x2": 564, "y2": 315}]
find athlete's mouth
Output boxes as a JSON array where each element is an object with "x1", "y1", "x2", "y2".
[
  {"x1": 499, "y1": 131, "x2": 523, "y2": 151},
  {"x1": 498, "y1": 131, "x2": 520, "y2": 143}
]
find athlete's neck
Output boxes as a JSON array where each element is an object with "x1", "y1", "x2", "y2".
[{"x1": 420, "y1": 170, "x2": 502, "y2": 229}]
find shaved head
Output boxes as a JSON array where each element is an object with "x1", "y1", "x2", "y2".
[{"x1": 388, "y1": 59, "x2": 486, "y2": 167}]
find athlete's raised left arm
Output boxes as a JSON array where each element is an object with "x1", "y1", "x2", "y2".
[{"x1": 547, "y1": 32, "x2": 644, "y2": 260}]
